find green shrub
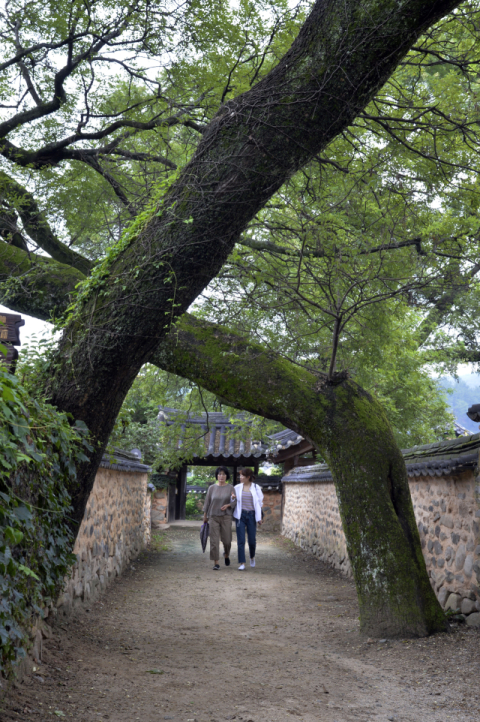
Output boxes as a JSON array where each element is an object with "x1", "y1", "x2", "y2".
[
  {"x1": 0, "y1": 358, "x2": 91, "y2": 676},
  {"x1": 185, "y1": 492, "x2": 202, "y2": 519}
]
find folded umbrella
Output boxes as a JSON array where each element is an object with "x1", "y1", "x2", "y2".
[{"x1": 200, "y1": 521, "x2": 209, "y2": 553}]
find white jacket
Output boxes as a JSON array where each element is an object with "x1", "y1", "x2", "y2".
[{"x1": 233, "y1": 482, "x2": 264, "y2": 523}]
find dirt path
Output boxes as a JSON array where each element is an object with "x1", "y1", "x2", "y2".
[{"x1": 2, "y1": 526, "x2": 480, "y2": 722}]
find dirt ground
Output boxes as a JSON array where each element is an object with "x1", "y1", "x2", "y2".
[{"x1": 1, "y1": 525, "x2": 480, "y2": 722}]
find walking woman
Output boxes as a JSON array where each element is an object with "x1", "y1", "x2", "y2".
[
  {"x1": 233, "y1": 467, "x2": 263, "y2": 570},
  {"x1": 203, "y1": 466, "x2": 236, "y2": 570}
]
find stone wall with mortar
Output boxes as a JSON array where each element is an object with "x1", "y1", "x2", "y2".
[
  {"x1": 151, "y1": 489, "x2": 169, "y2": 528},
  {"x1": 144, "y1": 491, "x2": 152, "y2": 545},
  {"x1": 4, "y1": 451, "x2": 151, "y2": 686},
  {"x1": 282, "y1": 469, "x2": 480, "y2": 625},
  {"x1": 261, "y1": 489, "x2": 283, "y2": 532},
  {"x1": 413, "y1": 471, "x2": 480, "y2": 625},
  {"x1": 57, "y1": 458, "x2": 150, "y2": 617},
  {"x1": 282, "y1": 481, "x2": 351, "y2": 577}
]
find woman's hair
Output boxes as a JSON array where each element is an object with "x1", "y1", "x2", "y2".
[
  {"x1": 238, "y1": 467, "x2": 255, "y2": 481},
  {"x1": 215, "y1": 466, "x2": 230, "y2": 480}
]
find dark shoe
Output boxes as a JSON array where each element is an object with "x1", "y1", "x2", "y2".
[
  {"x1": 213, "y1": 564, "x2": 220, "y2": 570},
  {"x1": 224, "y1": 556, "x2": 231, "y2": 566}
]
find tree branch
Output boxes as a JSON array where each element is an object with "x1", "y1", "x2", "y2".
[
  {"x1": 0, "y1": 27, "x2": 124, "y2": 140},
  {"x1": 104, "y1": 148, "x2": 177, "y2": 170},
  {"x1": 0, "y1": 242, "x2": 85, "y2": 321},
  {"x1": 13, "y1": 21, "x2": 44, "y2": 106},
  {"x1": 0, "y1": 99, "x2": 208, "y2": 169},
  {"x1": 82, "y1": 157, "x2": 135, "y2": 213},
  {"x1": 0, "y1": 171, "x2": 93, "y2": 274},
  {"x1": 237, "y1": 236, "x2": 426, "y2": 258},
  {"x1": 0, "y1": 34, "x2": 91, "y2": 72},
  {"x1": 0, "y1": 205, "x2": 29, "y2": 251}
]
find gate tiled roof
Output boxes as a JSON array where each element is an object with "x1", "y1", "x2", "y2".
[
  {"x1": 157, "y1": 407, "x2": 268, "y2": 461},
  {"x1": 268, "y1": 428, "x2": 304, "y2": 452}
]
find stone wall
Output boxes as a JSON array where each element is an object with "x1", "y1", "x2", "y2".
[
  {"x1": 144, "y1": 492, "x2": 152, "y2": 545},
  {"x1": 1, "y1": 451, "x2": 151, "y2": 686},
  {"x1": 57, "y1": 453, "x2": 150, "y2": 617},
  {"x1": 151, "y1": 489, "x2": 169, "y2": 528},
  {"x1": 261, "y1": 489, "x2": 283, "y2": 531},
  {"x1": 413, "y1": 472, "x2": 480, "y2": 625},
  {"x1": 282, "y1": 469, "x2": 480, "y2": 624},
  {"x1": 282, "y1": 481, "x2": 351, "y2": 576}
]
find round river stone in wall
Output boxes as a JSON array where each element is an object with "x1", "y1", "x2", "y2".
[
  {"x1": 445, "y1": 593, "x2": 461, "y2": 612},
  {"x1": 465, "y1": 612, "x2": 480, "y2": 627},
  {"x1": 438, "y1": 588, "x2": 449, "y2": 607},
  {"x1": 461, "y1": 598, "x2": 476, "y2": 615},
  {"x1": 464, "y1": 554, "x2": 474, "y2": 578},
  {"x1": 455, "y1": 544, "x2": 466, "y2": 571},
  {"x1": 440, "y1": 514, "x2": 454, "y2": 529}
]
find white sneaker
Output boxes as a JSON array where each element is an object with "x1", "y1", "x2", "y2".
[
  {"x1": 238, "y1": 564, "x2": 245, "y2": 571},
  {"x1": 250, "y1": 558, "x2": 256, "y2": 567}
]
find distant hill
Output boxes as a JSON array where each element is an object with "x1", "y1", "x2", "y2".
[
  {"x1": 438, "y1": 376, "x2": 480, "y2": 434},
  {"x1": 453, "y1": 372, "x2": 480, "y2": 389}
]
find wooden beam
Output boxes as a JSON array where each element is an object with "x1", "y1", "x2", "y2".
[{"x1": 292, "y1": 457, "x2": 317, "y2": 467}]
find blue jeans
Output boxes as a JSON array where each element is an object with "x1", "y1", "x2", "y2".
[{"x1": 236, "y1": 510, "x2": 256, "y2": 564}]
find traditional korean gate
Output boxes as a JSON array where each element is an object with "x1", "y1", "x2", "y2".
[{"x1": 157, "y1": 407, "x2": 268, "y2": 521}]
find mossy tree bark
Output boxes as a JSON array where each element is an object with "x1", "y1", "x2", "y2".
[
  {"x1": 0, "y1": 243, "x2": 84, "y2": 321},
  {"x1": 1, "y1": 0, "x2": 460, "y2": 531},
  {"x1": 152, "y1": 315, "x2": 446, "y2": 638}
]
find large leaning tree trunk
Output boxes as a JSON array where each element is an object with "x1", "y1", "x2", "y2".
[
  {"x1": 152, "y1": 315, "x2": 446, "y2": 638},
  {"x1": 16, "y1": 0, "x2": 456, "y2": 526}
]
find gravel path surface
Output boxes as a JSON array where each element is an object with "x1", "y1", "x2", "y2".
[{"x1": 2, "y1": 526, "x2": 479, "y2": 722}]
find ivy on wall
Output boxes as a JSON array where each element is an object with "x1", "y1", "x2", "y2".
[
  {"x1": 0, "y1": 353, "x2": 91, "y2": 676},
  {"x1": 149, "y1": 473, "x2": 174, "y2": 490}
]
